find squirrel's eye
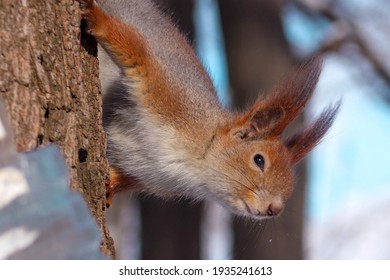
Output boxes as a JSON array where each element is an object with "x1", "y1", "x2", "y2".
[{"x1": 254, "y1": 154, "x2": 265, "y2": 171}]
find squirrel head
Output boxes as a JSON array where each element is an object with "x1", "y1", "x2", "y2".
[{"x1": 205, "y1": 57, "x2": 340, "y2": 220}]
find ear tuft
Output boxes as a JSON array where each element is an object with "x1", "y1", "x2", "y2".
[
  {"x1": 232, "y1": 56, "x2": 326, "y2": 140},
  {"x1": 265, "y1": 56, "x2": 323, "y2": 136},
  {"x1": 285, "y1": 101, "x2": 341, "y2": 163}
]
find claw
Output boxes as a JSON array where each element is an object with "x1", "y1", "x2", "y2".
[
  {"x1": 79, "y1": 0, "x2": 95, "y2": 20},
  {"x1": 105, "y1": 190, "x2": 113, "y2": 208},
  {"x1": 105, "y1": 168, "x2": 119, "y2": 208},
  {"x1": 79, "y1": 0, "x2": 94, "y2": 10}
]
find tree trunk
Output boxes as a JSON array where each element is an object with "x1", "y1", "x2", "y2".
[{"x1": 0, "y1": 0, "x2": 114, "y2": 258}]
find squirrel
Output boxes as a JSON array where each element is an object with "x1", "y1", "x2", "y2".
[{"x1": 80, "y1": 0, "x2": 340, "y2": 220}]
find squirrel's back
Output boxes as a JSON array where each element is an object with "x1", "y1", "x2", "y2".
[{"x1": 97, "y1": 0, "x2": 227, "y2": 130}]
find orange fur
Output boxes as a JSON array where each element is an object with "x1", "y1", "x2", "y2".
[
  {"x1": 84, "y1": 1, "x2": 191, "y2": 130},
  {"x1": 106, "y1": 167, "x2": 142, "y2": 206}
]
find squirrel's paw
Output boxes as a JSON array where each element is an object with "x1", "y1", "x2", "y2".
[
  {"x1": 105, "y1": 167, "x2": 142, "y2": 208},
  {"x1": 79, "y1": 0, "x2": 94, "y2": 10},
  {"x1": 105, "y1": 181, "x2": 114, "y2": 209},
  {"x1": 105, "y1": 168, "x2": 120, "y2": 208},
  {"x1": 79, "y1": 0, "x2": 98, "y2": 35}
]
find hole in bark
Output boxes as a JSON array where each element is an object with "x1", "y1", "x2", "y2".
[
  {"x1": 80, "y1": 19, "x2": 98, "y2": 57},
  {"x1": 78, "y1": 148, "x2": 88, "y2": 163},
  {"x1": 44, "y1": 108, "x2": 49, "y2": 118},
  {"x1": 37, "y1": 134, "x2": 43, "y2": 145},
  {"x1": 38, "y1": 54, "x2": 44, "y2": 65}
]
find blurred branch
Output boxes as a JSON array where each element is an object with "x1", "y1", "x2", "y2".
[{"x1": 293, "y1": 0, "x2": 390, "y2": 98}]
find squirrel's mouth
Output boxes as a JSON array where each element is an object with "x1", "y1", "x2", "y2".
[
  {"x1": 237, "y1": 195, "x2": 284, "y2": 220},
  {"x1": 206, "y1": 188, "x2": 284, "y2": 220}
]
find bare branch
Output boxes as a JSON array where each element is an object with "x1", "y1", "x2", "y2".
[{"x1": 292, "y1": 0, "x2": 390, "y2": 96}]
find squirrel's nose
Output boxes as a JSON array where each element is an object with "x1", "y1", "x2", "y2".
[{"x1": 267, "y1": 203, "x2": 283, "y2": 216}]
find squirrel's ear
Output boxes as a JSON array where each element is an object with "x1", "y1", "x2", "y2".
[
  {"x1": 233, "y1": 105, "x2": 284, "y2": 140},
  {"x1": 233, "y1": 56, "x2": 323, "y2": 140},
  {"x1": 285, "y1": 102, "x2": 340, "y2": 163}
]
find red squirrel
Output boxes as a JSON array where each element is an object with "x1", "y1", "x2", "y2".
[{"x1": 80, "y1": 0, "x2": 340, "y2": 220}]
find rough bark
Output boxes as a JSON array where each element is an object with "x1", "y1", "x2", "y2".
[{"x1": 0, "y1": 0, "x2": 114, "y2": 258}]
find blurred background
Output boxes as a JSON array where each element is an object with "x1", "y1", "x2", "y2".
[{"x1": 107, "y1": 0, "x2": 390, "y2": 259}]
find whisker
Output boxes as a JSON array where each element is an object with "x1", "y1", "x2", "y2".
[
  {"x1": 211, "y1": 153, "x2": 260, "y2": 191},
  {"x1": 207, "y1": 166, "x2": 260, "y2": 199},
  {"x1": 224, "y1": 158, "x2": 259, "y2": 191},
  {"x1": 240, "y1": 196, "x2": 252, "y2": 214}
]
